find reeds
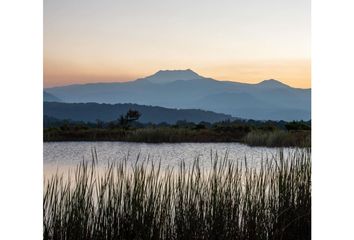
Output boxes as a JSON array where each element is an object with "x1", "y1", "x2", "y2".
[
  {"x1": 43, "y1": 127, "x2": 244, "y2": 143},
  {"x1": 44, "y1": 149, "x2": 311, "y2": 240},
  {"x1": 44, "y1": 127, "x2": 311, "y2": 147},
  {"x1": 243, "y1": 130, "x2": 311, "y2": 147}
]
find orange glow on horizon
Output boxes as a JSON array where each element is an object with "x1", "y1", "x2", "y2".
[
  {"x1": 44, "y1": 0, "x2": 310, "y2": 89},
  {"x1": 44, "y1": 59, "x2": 310, "y2": 88}
]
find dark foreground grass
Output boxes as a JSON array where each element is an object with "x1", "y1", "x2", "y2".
[{"x1": 44, "y1": 150, "x2": 311, "y2": 240}]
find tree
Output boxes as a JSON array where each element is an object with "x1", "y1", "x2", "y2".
[
  {"x1": 125, "y1": 109, "x2": 141, "y2": 123},
  {"x1": 96, "y1": 119, "x2": 104, "y2": 128},
  {"x1": 285, "y1": 121, "x2": 311, "y2": 131},
  {"x1": 119, "y1": 115, "x2": 126, "y2": 126},
  {"x1": 118, "y1": 109, "x2": 142, "y2": 128}
]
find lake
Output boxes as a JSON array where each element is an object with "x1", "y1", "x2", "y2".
[{"x1": 44, "y1": 142, "x2": 297, "y2": 177}]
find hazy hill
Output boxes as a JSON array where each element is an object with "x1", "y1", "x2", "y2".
[
  {"x1": 44, "y1": 102, "x2": 234, "y2": 124},
  {"x1": 45, "y1": 70, "x2": 311, "y2": 121},
  {"x1": 43, "y1": 91, "x2": 62, "y2": 102}
]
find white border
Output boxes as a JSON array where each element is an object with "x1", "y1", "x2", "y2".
[
  {"x1": 312, "y1": 0, "x2": 354, "y2": 239},
  {"x1": 0, "y1": 0, "x2": 354, "y2": 239},
  {"x1": 0, "y1": 0, "x2": 43, "y2": 239}
]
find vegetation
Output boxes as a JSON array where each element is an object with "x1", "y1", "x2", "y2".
[
  {"x1": 44, "y1": 149, "x2": 311, "y2": 240},
  {"x1": 118, "y1": 109, "x2": 142, "y2": 128},
  {"x1": 243, "y1": 130, "x2": 311, "y2": 147},
  {"x1": 44, "y1": 112, "x2": 311, "y2": 147}
]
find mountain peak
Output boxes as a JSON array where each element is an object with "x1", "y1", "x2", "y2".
[
  {"x1": 257, "y1": 79, "x2": 289, "y2": 88},
  {"x1": 141, "y1": 69, "x2": 205, "y2": 84}
]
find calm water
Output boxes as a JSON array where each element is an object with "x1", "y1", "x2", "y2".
[{"x1": 44, "y1": 142, "x2": 295, "y2": 176}]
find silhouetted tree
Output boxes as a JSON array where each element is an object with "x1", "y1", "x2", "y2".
[
  {"x1": 96, "y1": 119, "x2": 104, "y2": 128},
  {"x1": 125, "y1": 109, "x2": 141, "y2": 123},
  {"x1": 118, "y1": 109, "x2": 142, "y2": 128},
  {"x1": 119, "y1": 115, "x2": 126, "y2": 126},
  {"x1": 285, "y1": 121, "x2": 311, "y2": 131}
]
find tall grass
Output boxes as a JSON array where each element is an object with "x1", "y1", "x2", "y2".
[
  {"x1": 44, "y1": 127, "x2": 246, "y2": 143},
  {"x1": 44, "y1": 149, "x2": 311, "y2": 240},
  {"x1": 243, "y1": 130, "x2": 311, "y2": 147}
]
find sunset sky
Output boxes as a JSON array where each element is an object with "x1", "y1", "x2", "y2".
[{"x1": 44, "y1": 0, "x2": 310, "y2": 88}]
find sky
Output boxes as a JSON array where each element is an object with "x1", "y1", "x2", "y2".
[{"x1": 44, "y1": 0, "x2": 310, "y2": 88}]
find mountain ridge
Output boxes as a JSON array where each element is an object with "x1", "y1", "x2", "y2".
[
  {"x1": 44, "y1": 91, "x2": 62, "y2": 102},
  {"x1": 45, "y1": 69, "x2": 311, "y2": 121},
  {"x1": 44, "y1": 102, "x2": 234, "y2": 124}
]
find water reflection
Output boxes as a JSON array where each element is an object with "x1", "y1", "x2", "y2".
[{"x1": 44, "y1": 142, "x2": 296, "y2": 178}]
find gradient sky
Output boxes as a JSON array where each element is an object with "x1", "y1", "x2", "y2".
[{"x1": 44, "y1": 0, "x2": 310, "y2": 88}]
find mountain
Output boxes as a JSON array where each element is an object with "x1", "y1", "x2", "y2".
[
  {"x1": 138, "y1": 69, "x2": 204, "y2": 84},
  {"x1": 256, "y1": 79, "x2": 290, "y2": 89},
  {"x1": 43, "y1": 91, "x2": 62, "y2": 102},
  {"x1": 44, "y1": 102, "x2": 234, "y2": 124},
  {"x1": 45, "y1": 70, "x2": 311, "y2": 121}
]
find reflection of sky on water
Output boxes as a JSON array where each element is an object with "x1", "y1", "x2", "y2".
[{"x1": 44, "y1": 142, "x2": 300, "y2": 177}]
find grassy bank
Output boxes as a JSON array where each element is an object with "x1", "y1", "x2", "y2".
[
  {"x1": 44, "y1": 117, "x2": 311, "y2": 147},
  {"x1": 243, "y1": 130, "x2": 311, "y2": 147},
  {"x1": 44, "y1": 127, "x2": 247, "y2": 142},
  {"x1": 44, "y1": 127, "x2": 311, "y2": 147},
  {"x1": 44, "y1": 150, "x2": 311, "y2": 240}
]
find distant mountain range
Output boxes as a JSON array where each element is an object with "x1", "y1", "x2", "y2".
[
  {"x1": 44, "y1": 91, "x2": 62, "y2": 102},
  {"x1": 44, "y1": 69, "x2": 311, "y2": 121},
  {"x1": 44, "y1": 102, "x2": 234, "y2": 124}
]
